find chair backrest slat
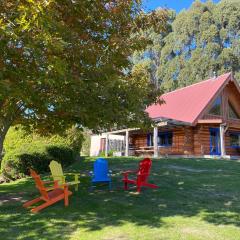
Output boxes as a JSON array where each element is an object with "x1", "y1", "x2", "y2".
[
  {"x1": 30, "y1": 169, "x2": 49, "y2": 200},
  {"x1": 49, "y1": 160, "x2": 64, "y2": 185},
  {"x1": 93, "y1": 158, "x2": 109, "y2": 180},
  {"x1": 137, "y1": 158, "x2": 152, "y2": 182}
]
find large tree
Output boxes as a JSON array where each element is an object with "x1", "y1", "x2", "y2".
[
  {"x1": 0, "y1": 0, "x2": 167, "y2": 157},
  {"x1": 132, "y1": 9, "x2": 176, "y2": 89},
  {"x1": 133, "y1": 0, "x2": 240, "y2": 92}
]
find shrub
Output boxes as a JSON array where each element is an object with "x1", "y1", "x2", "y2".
[
  {"x1": 0, "y1": 125, "x2": 82, "y2": 181},
  {"x1": 108, "y1": 150, "x2": 114, "y2": 157},
  {"x1": 98, "y1": 151, "x2": 105, "y2": 157},
  {"x1": 46, "y1": 145, "x2": 76, "y2": 166},
  {"x1": 3, "y1": 125, "x2": 83, "y2": 156},
  {"x1": 1, "y1": 143, "x2": 77, "y2": 181},
  {"x1": 98, "y1": 150, "x2": 114, "y2": 157}
]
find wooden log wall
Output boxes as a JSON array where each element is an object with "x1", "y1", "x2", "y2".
[
  {"x1": 193, "y1": 124, "x2": 212, "y2": 155},
  {"x1": 131, "y1": 124, "x2": 240, "y2": 156},
  {"x1": 184, "y1": 127, "x2": 194, "y2": 154},
  {"x1": 131, "y1": 134, "x2": 147, "y2": 148},
  {"x1": 164, "y1": 128, "x2": 184, "y2": 155},
  {"x1": 131, "y1": 128, "x2": 189, "y2": 155},
  {"x1": 225, "y1": 127, "x2": 240, "y2": 156},
  {"x1": 194, "y1": 124, "x2": 240, "y2": 156}
]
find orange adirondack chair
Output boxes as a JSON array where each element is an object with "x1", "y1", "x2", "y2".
[
  {"x1": 122, "y1": 158, "x2": 158, "y2": 193},
  {"x1": 23, "y1": 169, "x2": 72, "y2": 213}
]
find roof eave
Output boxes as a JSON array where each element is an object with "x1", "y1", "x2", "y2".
[{"x1": 152, "y1": 117, "x2": 193, "y2": 126}]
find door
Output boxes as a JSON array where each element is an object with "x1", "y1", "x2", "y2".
[{"x1": 209, "y1": 128, "x2": 221, "y2": 155}]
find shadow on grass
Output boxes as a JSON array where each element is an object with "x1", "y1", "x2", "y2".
[{"x1": 1, "y1": 157, "x2": 240, "y2": 239}]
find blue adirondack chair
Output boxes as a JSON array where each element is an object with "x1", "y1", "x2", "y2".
[{"x1": 90, "y1": 158, "x2": 112, "y2": 190}]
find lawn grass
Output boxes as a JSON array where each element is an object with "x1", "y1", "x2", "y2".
[{"x1": 1, "y1": 157, "x2": 240, "y2": 240}]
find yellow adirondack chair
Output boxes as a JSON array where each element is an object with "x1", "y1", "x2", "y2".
[{"x1": 49, "y1": 160, "x2": 80, "y2": 191}]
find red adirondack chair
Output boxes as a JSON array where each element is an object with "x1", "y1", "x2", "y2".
[
  {"x1": 23, "y1": 169, "x2": 72, "y2": 213},
  {"x1": 122, "y1": 158, "x2": 158, "y2": 192}
]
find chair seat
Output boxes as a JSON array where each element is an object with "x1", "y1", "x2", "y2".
[
  {"x1": 92, "y1": 178, "x2": 111, "y2": 183},
  {"x1": 48, "y1": 188, "x2": 72, "y2": 199}
]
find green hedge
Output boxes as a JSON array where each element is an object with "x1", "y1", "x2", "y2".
[
  {"x1": 1, "y1": 143, "x2": 77, "y2": 181},
  {"x1": 0, "y1": 125, "x2": 82, "y2": 181}
]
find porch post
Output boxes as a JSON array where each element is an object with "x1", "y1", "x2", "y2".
[
  {"x1": 220, "y1": 124, "x2": 226, "y2": 157},
  {"x1": 125, "y1": 129, "x2": 129, "y2": 157},
  {"x1": 153, "y1": 127, "x2": 158, "y2": 158},
  {"x1": 105, "y1": 133, "x2": 109, "y2": 157}
]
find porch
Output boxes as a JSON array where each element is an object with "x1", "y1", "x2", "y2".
[
  {"x1": 103, "y1": 122, "x2": 187, "y2": 158},
  {"x1": 103, "y1": 122, "x2": 240, "y2": 158}
]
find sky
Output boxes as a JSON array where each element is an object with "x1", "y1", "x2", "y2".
[{"x1": 142, "y1": 0, "x2": 221, "y2": 12}]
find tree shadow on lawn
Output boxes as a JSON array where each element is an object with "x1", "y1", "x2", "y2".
[{"x1": 1, "y1": 157, "x2": 240, "y2": 239}]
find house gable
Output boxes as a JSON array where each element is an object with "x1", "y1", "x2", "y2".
[
  {"x1": 226, "y1": 80, "x2": 240, "y2": 120},
  {"x1": 199, "y1": 76, "x2": 240, "y2": 123}
]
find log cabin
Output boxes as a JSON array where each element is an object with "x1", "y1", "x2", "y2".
[{"x1": 90, "y1": 72, "x2": 240, "y2": 159}]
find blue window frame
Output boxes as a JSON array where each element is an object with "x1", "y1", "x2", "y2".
[
  {"x1": 209, "y1": 128, "x2": 221, "y2": 155},
  {"x1": 229, "y1": 132, "x2": 240, "y2": 148},
  {"x1": 147, "y1": 132, "x2": 173, "y2": 147},
  {"x1": 158, "y1": 132, "x2": 173, "y2": 146}
]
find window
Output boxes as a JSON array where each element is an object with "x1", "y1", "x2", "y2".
[
  {"x1": 209, "y1": 96, "x2": 222, "y2": 115},
  {"x1": 158, "y1": 132, "x2": 173, "y2": 146},
  {"x1": 147, "y1": 132, "x2": 173, "y2": 147},
  {"x1": 229, "y1": 102, "x2": 240, "y2": 119},
  {"x1": 229, "y1": 132, "x2": 240, "y2": 148}
]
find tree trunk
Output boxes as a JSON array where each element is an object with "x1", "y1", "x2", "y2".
[
  {"x1": 0, "y1": 121, "x2": 12, "y2": 161},
  {"x1": 0, "y1": 99, "x2": 22, "y2": 161},
  {"x1": 0, "y1": 135, "x2": 5, "y2": 161},
  {"x1": 0, "y1": 132, "x2": 5, "y2": 160}
]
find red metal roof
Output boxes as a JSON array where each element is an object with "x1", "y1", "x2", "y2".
[{"x1": 146, "y1": 72, "x2": 232, "y2": 125}]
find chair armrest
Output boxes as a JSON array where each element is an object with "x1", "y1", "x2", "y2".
[
  {"x1": 122, "y1": 170, "x2": 137, "y2": 176},
  {"x1": 64, "y1": 173, "x2": 81, "y2": 176},
  {"x1": 58, "y1": 183, "x2": 67, "y2": 187},
  {"x1": 46, "y1": 185, "x2": 59, "y2": 191},
  {"x1": 61, "y1": 173, "x2": 79, "y2": 183},
  {"x1": 43, "y1": 180, "x2": 57, "y2": 184},
  {"x1": 39, "y1": 180, "x2": 59, "y2": 191},
  {"x1": 137, "y1": 173, "x2": 148, "y2": 176}
]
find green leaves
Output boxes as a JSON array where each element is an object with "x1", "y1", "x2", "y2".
[
  {"x1": 163, "y1": 0, "x2": 240, "y2": 89},
  {"x1": 0, "y1": 0, "x2": 168, "y2": 150},
  {"x1": 133, "y1": 0, "x2": 240, "y2": 92}
]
